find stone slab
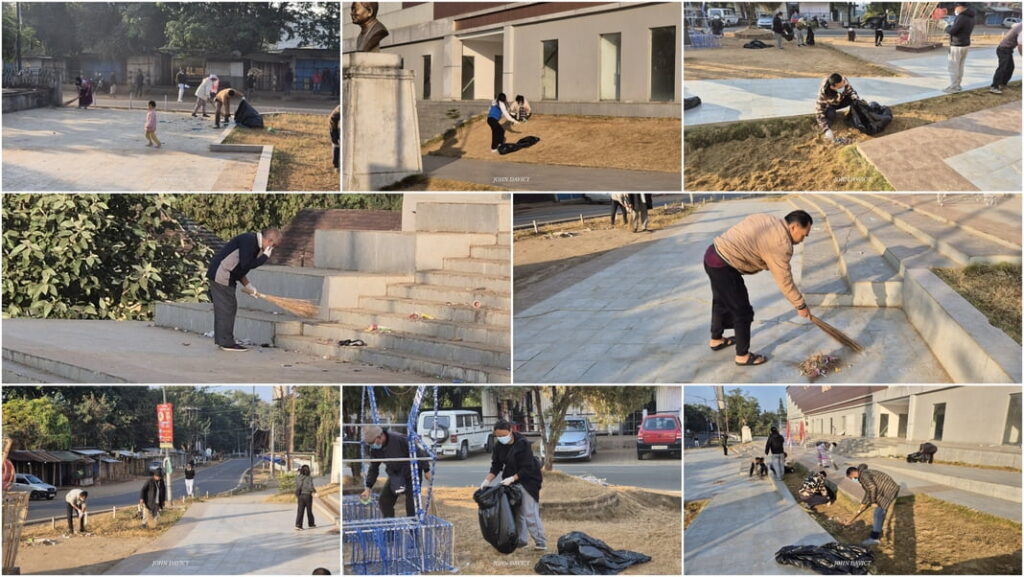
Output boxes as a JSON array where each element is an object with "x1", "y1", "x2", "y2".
[
  {"x1": 944, "y1": 135, "x2": 1022, "y2": 192},
  {"x1": 874, "y1": 193, "x2": 1022, "y2": 249}
]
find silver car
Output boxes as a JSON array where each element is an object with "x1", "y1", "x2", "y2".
[
  {"x1": 12, "y1": 473, "x2": 57, "y2": 500},
  {"x1": 554, "y1": 417, "x2": 597, "y2": 461}
]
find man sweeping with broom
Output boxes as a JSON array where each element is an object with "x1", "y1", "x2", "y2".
[
  {"x1": 208, "y1": 228, "x2": 282, "y2": 352},
  {"x1": 703, "y1": 210, "x2": 813, "y2": 366}
]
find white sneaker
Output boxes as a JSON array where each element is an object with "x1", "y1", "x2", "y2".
[
  {"x1": 989, "y1": 87, "x2": 1003, "y2": 94},
  {"x1": 862, "y1": 538, "x2": 881, "y2": 546}
]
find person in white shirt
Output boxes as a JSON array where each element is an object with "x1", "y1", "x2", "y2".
[{"x1": 65, "y1": 489, "x2": 89, "y2": 534}]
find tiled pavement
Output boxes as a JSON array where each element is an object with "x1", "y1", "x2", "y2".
[
  {"x1": 2, "y1": 107, "x2": 259, "y2": 191},
  {"x1": 879, "y1": 193, "x2": 1022, "y2": 245},
  {"x1": 856, "y1": 102, "x2": 1021, "y2": 191},
  {"x1": 421, "y1": 155, "x2": 682, "y2": 192}
]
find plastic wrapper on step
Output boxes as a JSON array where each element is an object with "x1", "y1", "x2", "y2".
[
  {"x1": 775, "y1": 542, "x2": 873, "y2": 575},
  {"x1": 534, "y1": 531, "x2": 652, "y2": 575},
  {"x1": 845, "y1": 100, "x2": 892, "y2": 135},
  {"x1": 473, "y1": 484, "x2": 521, "y2": 554}
]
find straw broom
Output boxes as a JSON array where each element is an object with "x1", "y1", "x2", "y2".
[
  {"x1": 257, "y1": 293, "x2": 320, "y2": 318},
  {"x1": 810, "y1": 315, "x2": 864, "y2": 353}
]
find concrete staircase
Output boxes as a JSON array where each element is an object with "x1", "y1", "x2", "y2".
[{"x1": 788, "y1": 193, "x2": 1022, "y2": 308}]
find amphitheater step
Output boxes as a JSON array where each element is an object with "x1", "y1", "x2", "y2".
[
  {"x1": 2, "y1": 348, "x2": 126, "y2": 383},
  {"x1": 788, "y1": 196, "x2": 853, "y2": 307},
  {"x1": 301, "y1": 322, "x2": 510, "y2": 368},
  {"x1": 275, "y1": 335, "x2": 511, "y2": 383},
  {"x1": 869, "y1": 194, "x2": 1021, "y2": 251},
  {"x1": 843, "y1": 194, "x2": 1021, "y2": 266},
  {"x1": 386, "y1": 283, "x2": 510, "y2": 310},
  {"x1": 442, "y1": 257, "x2": 510, "y2": 277},
  {"x1": 154, "y1": 301, "x2": 303, "y2": 346},
  {"x1": 416, "y1": 270, "x2": 510, "y2": 293},
  {"x1": 328, "y1": 308, "x2": 509, "y2": 347},
  {"x1": 470, "y1": 243, "x2": 511, "y2": 260},
  {"x1": 1, "y1": 356, "x2": 74, "y2": 383},
  {"x1": 358, "y1": 295, "x2": 510, "y2": 327}
]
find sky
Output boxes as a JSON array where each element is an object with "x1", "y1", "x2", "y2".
[
  {"x1": 148, "y1": 385, "x2": 274, "y2": 402},
  {"x1": 684, "y1": 386, "x2": 788, "y2": 412}
]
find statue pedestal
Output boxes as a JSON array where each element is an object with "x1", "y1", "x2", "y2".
[{"x1": 343, "y1": 52, "x2": 422, "y2": 190}]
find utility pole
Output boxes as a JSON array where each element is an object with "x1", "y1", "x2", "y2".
[
  {"x1": 287, "y1": 386, "x2": 296, "y2": 472},
  {"x1": 16, "y1": 3, "x2": 23, "y2": 72},
  {"x1": 249, "y1": 385, "x2": 255, "y2": 490},
  {"x1": 270, "y1": 416, "x2": 276, "y2": 479}
]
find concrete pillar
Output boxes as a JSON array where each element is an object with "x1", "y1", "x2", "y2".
[
  {"x1": 502, "y1": 25, "x2": 515, "y2": 96},
  {"x1": 441, "y1": 35, "x2": 461, "y2": 100},
  {"x1": 906, "y1": 394, "x2": 918, "y2": 441}
]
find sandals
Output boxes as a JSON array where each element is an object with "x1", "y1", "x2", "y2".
[
  {"x1": 735, "y1": 353, "x2": 768, "y2": 366},
  {"x1": 338, "y1": 339, "x2": 366, "y2": 347},
  {"x1": 709, "y1": 337, "x2": 736, "y2": 351}
]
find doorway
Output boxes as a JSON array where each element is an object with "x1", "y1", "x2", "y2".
[
  {"x1": 461, "y1": 55, "x2": 475, "y2": 100},
  {"x1": 600, "y1": 33, "x2": 621, "y2": 101},
  {"x1": 541, "y1": 39, "x2": 558, "y2": 100},
  {"x1": 931, "y1": 403, "x2": 947, "y2": 441}
]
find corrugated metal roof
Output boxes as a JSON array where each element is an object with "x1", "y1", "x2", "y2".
[
  {"x1": 9, "y1": 450, "x2": 62, "y2": 463},
  {"x1": 97, "y1": 457, "x2": 122, "y2": 464},
  {"x1": 48, "y1": 450, "x2": 95, "y2": 463},
  {"x1": 72, "y1": 449, "x2": 109, "y2": 457}
]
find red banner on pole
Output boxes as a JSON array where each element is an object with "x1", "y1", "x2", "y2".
[{"x1": 157, "y1": 403, "x2": 174, "y2": 449}]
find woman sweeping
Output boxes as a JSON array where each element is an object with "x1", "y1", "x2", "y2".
[
  {"x1": 75, "y1": 77, "x2": 94, "y2": 109},
  {"x1": 480, "y1": 420, "x2": 547, "y2": 551},
  {"x1": 487, "y1": 93, "x2": 520, "y2": 153}
]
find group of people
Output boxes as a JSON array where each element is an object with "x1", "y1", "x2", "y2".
[
  {"x1": 772, "y1": 12, "x2": 816, "y2": 48},
  {"x1": 360, "y1": 419, "x2": 548, "y2": 552},
  {"x1": 486, "y1": 93, "x2": 532, "y2": 152},
  {"x1": 190, "y1": 74, "x2": 245, "y2": 129},
  {"x1": 610, "y1": 193, "x2": 652, "y2": 233}
]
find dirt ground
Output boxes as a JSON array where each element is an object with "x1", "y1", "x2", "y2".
[
  {"x1": 422, "y1": 115, "x2": 681, "y2": 173},
  {"x1": 783, "y1": 463, "x2": 1022, "y2": 574},
  {"x1": 223, "y1": 113, "x2": 339, "y2": 191},
  {"x1": 934, "y1": 263, "x2": 1022, "y2": 344},
  {"x1": 684, "y1": 499, "x2": 709, "y2": 529},
  {"x1": 684, "y1": 35, "x2": 899, "y2": 80},
  {"x1": 431, "y1": 472, "x2": 681, "y2": 575},
  {"x1": 684, "y1": 82, "x2": 1022, "y2": 191},
  {"x1": 383, "y1": 175, "x2": 509, "y2": 191},
  {"x1": 14, "y1": 504, "x2": 188, "y2": 574}
]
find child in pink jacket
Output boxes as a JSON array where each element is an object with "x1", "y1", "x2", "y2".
[{"x1": 145, "y1": 100, "x2": 161, "y2": 148}]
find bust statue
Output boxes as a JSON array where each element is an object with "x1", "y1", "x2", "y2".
[{"x1": 351, "y1": 2, "x2": 389, "y2": 53}]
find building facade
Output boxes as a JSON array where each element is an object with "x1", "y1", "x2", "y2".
[{"x1": 343, "y1": 2, "x2": 680, "y2": 110}]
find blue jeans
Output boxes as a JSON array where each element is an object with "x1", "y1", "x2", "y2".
[
  {"x1": 769, "y1": 454, "x2": 785, "y2": 480},
  {"x1": 871, "y1": 505, "x2": 886, "y2": 539}
]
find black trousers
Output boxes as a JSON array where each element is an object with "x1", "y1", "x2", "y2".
[
  {"x1": 704, "y1": 253, "x2": 754, "y2": 356},
  {"x1": 611, "y1": 201, "x2": 629, "y2": 225},
  {"x1": 209, "y1": 280, "x2": 237, "y2": 347},
  {"x1": 874, "y1": 29, "x2": 883, "y2": 45},
  {"x1": 487, "y1": 117, "x2": 505, "y2": 150},
  {"x1": 66, "y1": 504, "x2": 85, "y2": 533},
  {"x1": 379, "y1": 481, "x2": 415, "y2": 518},
  {"x1": 296, "y1": 494, "x2": 315, "y2": 527},
  {"x1": 992, "y1": 46, "x2": 1015, "y2": 88},
  {"x1": 823, "y1": 99, "x2": 852, "y2": 131}
]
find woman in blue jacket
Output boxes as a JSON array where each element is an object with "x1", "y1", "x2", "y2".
[{"x1": 487, "y1": 93, "x2": 520, "y2": 152}]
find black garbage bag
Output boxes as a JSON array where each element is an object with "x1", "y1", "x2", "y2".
[
  {"x1": 534, "y1": 532, "x2": 651, "y2": 575},
  {"x1": 807, "y1": 26, "x2": 816, "y2": 45},
  {"x1": 498, "y1": 142, "x2": 520, "y2": 155},
  {"x1": 684, "y1": 96, "x2": 702, "y2": 110},
  {"x1": 845, "y1": 100, "x2": 892, "y2": 135},
  {"x1": 516, "y1": 136, "x2": 540, "y2": 148},
  {"x1": 775, "y1": 542, "x2": 873, "y2": 575},
  {"x1": 473, "y1": 485, "x2": 521, "y2": 554},
  {"x1": 743, "y1": 39, "x2": 769, "y2": 49},
  {"x1": 906, "y1": 451, "x2": 925, "y2": 463},
  {"x1": 234, "y1": 99, "x2": 264, "y2": 129}
]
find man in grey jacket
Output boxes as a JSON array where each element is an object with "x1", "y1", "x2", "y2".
[
  {"x1": 206, "y1": 229, "x2": 281, "y2": 351},
  {"x1": 360, "y1": 425, "x2": 432, "y2": 518},
  {"x1": 295, "y1": 464, "x2": 317, "y2": 530}
]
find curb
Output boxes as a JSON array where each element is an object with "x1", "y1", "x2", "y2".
[
  {"x1": 208, "y1": 125, "x2": 273, "y2": 192},
  {"x1": 902, "y1": 268, "x2": 1021, "y2": 383}
]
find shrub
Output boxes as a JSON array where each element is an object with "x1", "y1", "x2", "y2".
[{"x1": 278, "y1": 472, "x2": 297, "y2": 495}]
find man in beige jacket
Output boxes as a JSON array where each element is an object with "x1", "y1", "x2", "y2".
[{"x1": 703, "y1": 210, "x2": 813, "y2": 366}]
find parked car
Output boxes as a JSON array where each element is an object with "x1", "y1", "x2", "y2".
[
  {"x1": 148, "y1": 460, "x2": 164, "y2": 473},
  {"x1": 1004, "y1": 17, "x2": 1022, "y2": 28},
  {"x1": 706, "y1": 7, "x2": 738, "y2": 26},
  {"x1": 636, "y1": 413, "x2": 682, "y2": 459},
  {"x1": 417, "y1": 409, "x2": 491, "y2": 460},
  {"x1": 11, "y1": 473, "x2": 57, "y2": 500},
  {"x1": 582, "y1": 193, "x2": 612, "y2": 204},
  {"x1": 554, "y1": 416, "x2": 597, "y2": 461},
  {"x1": 756, "y1": 14, "x2": 774, "y2": 29}
]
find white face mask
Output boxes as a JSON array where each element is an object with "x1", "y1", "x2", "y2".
[{"x1": 497, "y1": 434, "x2": 513, "y2": 445}]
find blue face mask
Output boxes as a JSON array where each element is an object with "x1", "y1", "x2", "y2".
[
  {"x1": 370, "y1": 442, "x2": 383, "y2": 450},
  {"x1": 497, "y1": 434, "x2": 513, "y2": 445},
  {"x1": 853, "y1": 476, "x2": 860, "y2": 483}
]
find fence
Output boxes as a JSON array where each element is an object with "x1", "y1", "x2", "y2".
[{"x1": 2, "y1": 67, "x2": 62, "y2": 90}]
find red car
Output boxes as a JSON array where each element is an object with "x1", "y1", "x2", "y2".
[{"x1": 636, "y1": 413, "x2": 682, "y2": 459}]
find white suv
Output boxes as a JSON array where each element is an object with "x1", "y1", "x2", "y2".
[{"x1": 417, "y1": 410, "x2": 492, "y2": 460}]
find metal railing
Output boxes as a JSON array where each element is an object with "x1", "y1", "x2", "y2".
[{"x1": 2, "y1": 67, "x2": 62, "y2": 90}]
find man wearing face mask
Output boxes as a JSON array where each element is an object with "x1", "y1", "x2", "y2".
[
  {"x1": 359, "y1": 425, "x2": 432, "y2": 518},
  {"x1": 481, "y1": 420, "x2": 547, "y2": 551},
  {"x1": 843, "y1": 464, "x2": 900, "y2": 546}
]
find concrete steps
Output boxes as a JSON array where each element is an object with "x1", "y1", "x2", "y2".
[
  {"x1": 442, "y1": 257, "x2": 510, "y2": 277},
  {"x1": 386, "y1": 283, "x2": 510, "y2": 310},
  {"x1": 416, "y1": 269, "x2": 510, "y2": 293},
  {"x1": 357, "y1": 295, "x2": 510, "y2": 326},
  {"x1": 470, "y1": 243, "x2": 511, "y2": 260},
  {"x1": 1, "y1": 357, "x2": 74, "y2": 383},
  {"x1": 275, "y1": 335, "x2": 510, "y2": 383},
  {"x1": 788, "y1": 196, "x2": 853, "y2": 306},
  {"x1": 328, "y1": 308, "x2": 509, "y2": 347},
  {"x1": 154, "y1": 302, "x2": 303, "y2": 346},
  {"x1": 300, "y1": 322, "x2": 509, "y2": 368},
  {"x1": 845, "y1": 194, "x2": 1022, "y2": 266},
  {"x1": 2, "y1": 348, "x2": 126, "y2": 383}
]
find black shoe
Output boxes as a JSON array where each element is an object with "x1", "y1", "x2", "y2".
[
  {"x1": 308, "y1": 524, "x2": 317, "y2": 529},
  {"x1": 295, "y1": 526, "x2": 303, "y2": 531},
  {"x1": 219, "y1": 344, "x2": 248, "y2": 352}
]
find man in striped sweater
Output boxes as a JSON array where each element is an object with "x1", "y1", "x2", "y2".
[
  {"x1": 815, "y1": 73, "x2": 862, "y2": 145},
  {"x1": 844, "y1": 464, "x2": 900, "y2": 546}
]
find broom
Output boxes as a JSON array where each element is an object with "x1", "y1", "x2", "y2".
[
  {"x1": 257, "y1": 293, "x2": 320, "y2": 318},
  {"x1": 810, "y1": 315, "x2": 864, "y2": 353}
]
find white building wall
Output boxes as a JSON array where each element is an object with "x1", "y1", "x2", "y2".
[
  {"x1": 908, "y1": 387, "x2": 1017, "y2": 445},
  {"x1": 382, "y1": 38, "x2": 446, "y2": 101}
]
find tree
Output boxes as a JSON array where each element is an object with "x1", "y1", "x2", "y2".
[
  {"x1": 2, "y1": 397, "x2": 72, "y2": 450},
  {"x1": 162, "y1": 2, "x2": 294, "y2": 57},
  {"x1": 684, "y1": 403, "x2": 714, "y2": 433},
  {"x1": 289, "y1": 1, "x2": 340, "y2": 49}
]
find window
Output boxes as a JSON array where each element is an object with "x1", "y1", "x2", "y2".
[
  {"x1": 861, "y1": 413, "x2": 867, "y2": 437},
  {"x1": 423, "y1": 55, "x2": 431, "y2": 99},
  {"x1": 931, "y1": 403, "x2": 947, "y2": 441},
  {"x1": 461, "y1": 55, "x2": 475, "y2": 100},
  {"x1": 650, "y1": 26, "x2": 676, "y2": 102},
  {"x1": 1003, "y1": 393, "x2": 1021, "y2": 446},
  {"x1": 600, "y1": 33, "x2": 621, "y2": 101},
  {"x1": 541, "y1": 39, "x2": 558, "y2": 100}
]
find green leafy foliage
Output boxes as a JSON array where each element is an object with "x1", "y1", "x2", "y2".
[
  {"x1": 176, "y1": 194, "x2": 402, "y2": 240},
  {"x1": 2, "y1": 194, "x2": 211, "y2": 321},
  {"x1": 2, "y1": 397, "x2": 73, "y2": 450},
  {"x1": 278, "y1": 472, "x2": 297, "y2": 495}
]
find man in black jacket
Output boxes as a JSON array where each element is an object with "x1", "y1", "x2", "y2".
[
  {"x1": 482, "y1": 420, "x2": 547, "y2": 551},
  {"x1": 360, "y1": 425, "x2": 431, "y2": 518},
  {"x1": 772, "y1": 12, "x2": 785, "y2": 49},
  {"x1": 765, "y1": 426, "x2": 786, "y2": 480},
  {"x1": 139, "y1": 469, "x2": 166, "y2": 528},
  {"x1": 206, "y1": 229, "x2": 282, "y2": 351},
  {"x1": 944, "y1": 3, "x2": 975, "y2": 93}
]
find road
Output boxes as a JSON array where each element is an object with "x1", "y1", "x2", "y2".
[
  {"x1": 513, "y1": 194, "x2": 696, "y2": 228},
  {"x1": 426, "y1": 452, "x2": 681, "y2": 491},
  {"x1": 25, "y1": 458, "x2": 252, "y2": 522}
]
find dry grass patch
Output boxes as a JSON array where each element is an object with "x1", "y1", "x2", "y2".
[
  {"x1": 684, "y1": 36, "x2": 899, "y2": 80},
  {"x1": 934, "y1": 263, "x2": 1022, "y2": 344},
  {"x1": 684, "y1": 83, "x2": 1022, "y2": 191},
  {"x1": 382, "y1": 174, "x2": 509, "y2": 191},
  {"x1": 423, "y1": 115, "x2": 681, "y2": 173},
  {"x1": 783, "y1": 462, "x2": 1021, "y2": 574},
  {"x1": 223, "y1": 113, "x2": 339, "y2": 191},
  {"x1": 684, "y1": 499, "x2": 709, "y2": 529}
]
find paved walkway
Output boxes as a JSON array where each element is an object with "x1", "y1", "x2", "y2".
[
  {"x1": 104, "y1": 491, "x2": 339, "y2": 575},
  {"x1": 513, "y1": 198, "x2": 950, "y2": 383},
  {"x1": 857, "y1": 102, "x2": 1021, "y2": 191},
  {"x1": 683, "y1": 47, "x2": 1021, "y2": 125},
  {"x1": 791, "y1": 448, "x2": 1022, "y2": 524},
  {"x1": 2, "y1": 319, "x2": 423, "y2": 383},
  {"x1": 684, "y1": 448, "x2": 833, "y2": 574},
  {"x1": 422, "y1": 155, "x2": 682, "y2": 191},
  {"x1": 2, "y1": 107, "x2": 258, "y2": 191}
]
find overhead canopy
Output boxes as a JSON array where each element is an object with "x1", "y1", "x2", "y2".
[
  {"x1": 48, "y1": 450, "x2": 95, "y2": 463},
  {"x1": 97, "y1": 457, "x2": 122, "y2": 464},
  {"x1": 72, "y1": 449, "x2": 109, "y2": 457},
  {"x1": 9, "y1": 450, "x2": 63, "y2": 463}
]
